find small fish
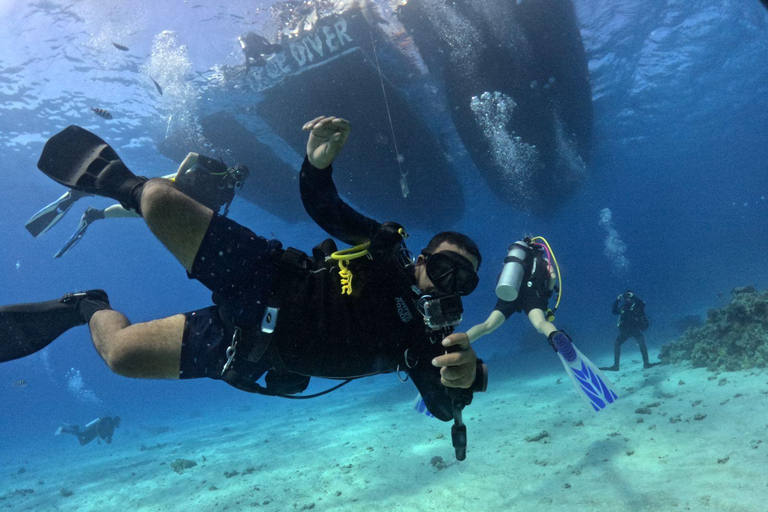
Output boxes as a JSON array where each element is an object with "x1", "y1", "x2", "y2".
[
  {"x1": 112, "y1": 41, "x2": 129, "y2": 52},
  {"x1": 90, "y1": 107, "x2": 113, "y2": 120},
  {"x1": 15, "y1": 261, "x2": 20, "y2": 270},
  {"x1": 150, "y1": 76, "x2": 163, "y2": 96},
  {"x1": 13, "y1": 379, "x2": 27, "y2": 388}
]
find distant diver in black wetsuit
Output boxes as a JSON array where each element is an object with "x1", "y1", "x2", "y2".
[
  {"x1": 25, "y1": 152, "x2": 249, "y2": 258},
  {"x1": 600, "y1": 290, "x2": 660, "y2": 371},
  {"x1": 1, "y1": 115, "x2": 487, "y2": 459},
  {"x1": 56, "y1": 416, "x2": 121, "y2": 445},
  {"x1": 237, "y1": 32, "x2": 283, "y2": 77}
]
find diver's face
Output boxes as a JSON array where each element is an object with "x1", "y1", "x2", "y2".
[
  {"x1": 415, "y1": 242, "x2": 479, "y2": 295},
  {"x1": 227, "y1": 167, "x2": 248, "y2": 189}
]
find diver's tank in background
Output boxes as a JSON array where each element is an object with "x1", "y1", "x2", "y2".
[{"x1": 495, "y1": 241, "x2": 530, "y2": 302}]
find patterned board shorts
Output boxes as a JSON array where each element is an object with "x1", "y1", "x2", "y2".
[{"x1": 179, "y1": 213, "x2": 281, "y2": 380}]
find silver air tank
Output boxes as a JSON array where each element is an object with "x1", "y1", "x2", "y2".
[{"x1": 495, "y1": 241, "x2": 529, "y2": 302}]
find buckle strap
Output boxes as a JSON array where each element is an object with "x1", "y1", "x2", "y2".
[
  {"x1": 221, "y1": 307, "x2": 280, "y2": 380},
  {"x1": 221, "y1": 326, "x2": 242, "y2": 376}
]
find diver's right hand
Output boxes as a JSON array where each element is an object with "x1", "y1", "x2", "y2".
[
  {"x1": 177, "y1": 152, "x2": 200, "y2": 177},
  {"x1": 303, "y1": 116, "x2": 350, "y2": 169},
  {"x1": 434, "y1": 333, "x2": 477, "y2": 389}
]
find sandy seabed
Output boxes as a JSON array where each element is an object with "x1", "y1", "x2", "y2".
[{"x1": 3, "y1": 355, "x2": 767, "y2": 512}]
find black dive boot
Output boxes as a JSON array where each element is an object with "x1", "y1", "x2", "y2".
[{"x1": 0, "y1": 290, "x2": 111, "y2": 363}]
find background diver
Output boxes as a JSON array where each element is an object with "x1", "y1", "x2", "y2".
[
  {"x1": 430, "y1": 237, "x2": 618, "y2": 412},
  {"x1": 1, "y1": 115, "x2": 486, "y2": 458},
  {"x1": 237, "y1": 32, "x2": 283, "y2": 77},
  {"x1": 600, "y1": 290, "x2": 660, "y2": 371},
  {"x1": 55, "y1": 415, "x2": 121, "y2": 445},
  {"x1": 25, "y1": 153, "x2": 249, "y2": 258}
]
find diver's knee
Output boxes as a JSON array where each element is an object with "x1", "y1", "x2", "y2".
[
  {"x1": 102, "y1": 342, "x2": 143, "y2": 377},
  {"x1": 139, "y1": 179, "x2": 179, "y2": 220}
]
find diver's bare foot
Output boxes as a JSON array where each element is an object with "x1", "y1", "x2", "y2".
[{"x1": 600, "y1": 365, "x2": 619, "y2": 372}]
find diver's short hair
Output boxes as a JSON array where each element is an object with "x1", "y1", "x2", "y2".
[{"x1": 425, "y1": 231, "x2": 482, "y2": 270}]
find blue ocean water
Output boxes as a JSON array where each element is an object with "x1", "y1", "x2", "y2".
[{"x1": 0, "y1": 0, "x2": 767, "y2": 508}]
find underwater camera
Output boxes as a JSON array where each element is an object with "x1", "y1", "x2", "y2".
[{"x1": 419, "y1": 293, "x2": 464, "y2": 331}]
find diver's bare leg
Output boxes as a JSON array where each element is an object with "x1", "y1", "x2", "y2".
[
  {"x1": 88, "y1": 310, "x2": 184, "y2": 379},
  {"x1": 139, "y1": 179, "x2": 213, "y2": 272},
  {"x1": 103, "y1": 204, "x2": 140, "y2": 219}
]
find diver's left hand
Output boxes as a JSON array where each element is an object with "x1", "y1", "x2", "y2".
[
  {"x1": 303, "y1": 116, "x2": 350, "y2": 169},
  {"x1": 432, "y1": 332, "x2": 477, "y2": 389}
]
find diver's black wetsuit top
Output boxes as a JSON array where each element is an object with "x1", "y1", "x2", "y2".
[
  {"x1": 270, "y1": 158, "x2": 465, "y2": 420},
  {"x1": 613, "y1": 296, "x2": 648, "y2": 331},
  {"x1": 91, "y1": 416, "x2": 118, "y2": 444}
]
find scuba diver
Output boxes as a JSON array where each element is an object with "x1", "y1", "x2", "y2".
[
  {"x1": 55, "y1": 416, "x2": 120, "y2": 445},
  {"x1": 600, "y1": 290, "x2": 660, "y2": 371},
  {"x1": 0, "y1": 116, "x2": 486, "y2": 460},
  {"x1": 426, "y1": 237, "x2": 617, "y2": 412},
  {"x1": 237, "y1": 32, "x2": 283, "y2": 77},
  {"x1": 25, "y1": 152, "x2": 249, "y2": 258}
]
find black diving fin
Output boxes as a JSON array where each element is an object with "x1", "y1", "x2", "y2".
[
  {"x1": 37, "y1": 126, "x2": 146, "y2": 212},
  {"x1": 0, "y1": 290, "x2": 110, "y2": 363}
]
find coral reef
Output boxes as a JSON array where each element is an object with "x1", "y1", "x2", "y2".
[{"x1": 660, "y1": 286, "x2": 768, "y2": 371}]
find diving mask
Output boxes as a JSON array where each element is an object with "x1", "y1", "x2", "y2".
[
  {"x1": 423, "y1": 250, "x2": 479, "y2": 296},
  {"x1": 229, "y1": 163, "x2": 250, "y2": 189}
]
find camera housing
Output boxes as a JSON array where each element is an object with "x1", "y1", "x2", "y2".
[{"x1": 420, "y1": 293, "x2": 464, "y2": 331}]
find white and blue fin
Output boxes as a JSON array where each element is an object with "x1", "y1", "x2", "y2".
[
  {"x1": 552, "y1": 332, "x2": 618, "y2": 412},
  {"x1": 412, "y1": 393, "x2": 435, "y2": 418},
  {"x1": 25, "y1": 189, "x2": 90, "y2": 237}
]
